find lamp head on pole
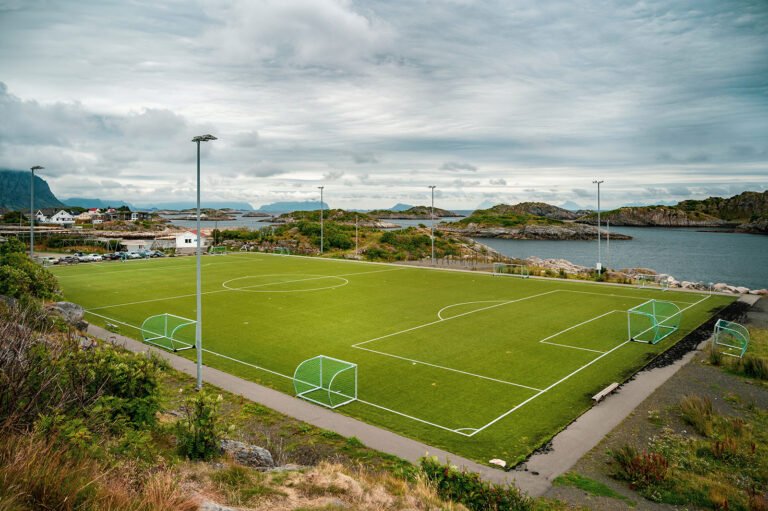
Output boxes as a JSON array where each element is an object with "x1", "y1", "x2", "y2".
[
  {"x1": 191, "y1": 134, "x2": 217, "y2": 143},
  {"x1": 31, "y1": 166, "x2": 44, "y2": 172}
]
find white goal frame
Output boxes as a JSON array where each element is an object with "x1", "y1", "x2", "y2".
[
  {"x1": 634, "y1": 273, "x2": 669, "y2": 291},
  {"x1": 140, "y1": 313, "x2": 196, "y2": 352},
  {"x1": 713, "y1": 319, "x2": 750, "y2": 358},
  {"x1": 492, "y1": 262, "x2": 530, "y2": 278},
  {"x1": 293, "y1": 355, "x2": 358, "y2": 409},
  {"x1": 209, "y1": 246, "x2": 227, "y2": 256}
]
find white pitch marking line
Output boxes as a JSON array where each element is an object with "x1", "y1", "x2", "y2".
[
  {"x1": 437, "y1": 300, "x2": 506, "y2": 321},
  {"x1": 86, "y1": 267, "x2": 405, "y2": 311},
  {"x1": 352, "y1": 289, "x2": 560, "y2": 349},
  {"x1": 356, "y1": 399, "x2": 474, "y2": 436},
  {"x1": 222, "y1": 274, "x2": 350, "y2": 293},
  {"x1": 559, "y1": 288, "x2": 702, "y2": 305},
  {"x1": 355, "y1": 345, "x2": 544, "y2": 392},
  {"x1": 538, "y1": 309, "x2": 620, "y2": 353}
]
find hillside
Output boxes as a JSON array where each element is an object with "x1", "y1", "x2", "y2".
[
  {"x1": 0, "y1": 169, "x2": 65, "y2": 212},
  {"x1": 368, "y1": 205, "x2": 462, "y2": 219},
  {"x1": 445, "y1": 203, "x2": 631, "y2": 240},
  {"x1": 576, "y1": 191, "x2": 768, "y2": 233},
  {"x1": 257, "y1": 200, "x2": 329, "y2": 213},
  {"x1": 65, "y1": 197, "x2": 135, "y2": 209}
]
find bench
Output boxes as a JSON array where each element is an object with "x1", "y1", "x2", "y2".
[{"x1": 592, "y1": 382, "x2": 620, "y2": 403}]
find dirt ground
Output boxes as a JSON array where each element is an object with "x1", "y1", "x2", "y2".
[{"x1": 543, "y1": 297, "x2": 768, "y2": 510}]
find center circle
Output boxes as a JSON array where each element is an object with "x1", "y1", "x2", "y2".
[{"x1": 221, "y1": 274, "x2": 349, "y2": 293}]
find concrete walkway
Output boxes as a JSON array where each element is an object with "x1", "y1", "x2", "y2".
[{"x1": 87, "y1": 295, "x2": 758, "y2": 497}]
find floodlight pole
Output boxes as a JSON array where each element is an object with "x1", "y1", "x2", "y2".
[
  {"x1": 429, "y1": 185, "x2": 436, "y2": 265},
  {"x1": 30, "y1": 166, "x2": 43, "y2": 258},
  {"x1": 593, "y1": 180, "x2": 604, "y2": 272},
  {"x1": 355, "y1": 214, "x2": 359, "y2": 256},
  {"x1": 192, "y1": 134, "x2": 217, "y2": 391},
  {"x1": 318, "y1": 186, "x2": 324, "y2": 254}
]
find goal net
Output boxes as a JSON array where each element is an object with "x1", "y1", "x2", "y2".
[
  {"x1": 209, "y1": 246, "x2": 227, "y2": 256},
  {"x1": 493, "y1": 262, "x2": 529, "y2": 278},
  {"x1": 713, "y1": 319, "x2": 750, "y2": 358},
  {"x1": 634, "y1": 273, "x2": 669, "y2": 291},
  {"x1": 627, "y1": 299, "x2": 681, "y2": 344},
  {"x1": 293, "y1": 355, "x2": 357, "y2": 409},
  {"x1": 140, "y1": 313, "x2": 196, "y2": 352},
  {"x1": 272, "y1": 247, "x2": 290, "y2": 256}
]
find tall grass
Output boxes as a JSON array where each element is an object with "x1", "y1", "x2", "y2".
[{"x1": 680, "y1": 395, "x2": 714, "y2": 436}]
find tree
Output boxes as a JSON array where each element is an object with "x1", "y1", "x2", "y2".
[{"x1": 1, "y1": 211, "x2": 28, "y2": 224}]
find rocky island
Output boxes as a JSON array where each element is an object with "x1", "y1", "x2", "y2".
[
  {"x1": 441, "y1": 203, "x2": 632, "y2": 240},
  {"x1": 368, "y1": 205, "x2": 463, "y2": 219}
]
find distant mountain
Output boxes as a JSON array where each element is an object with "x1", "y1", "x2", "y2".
[
  {"x1": 257, "y1": 201, "x2": 329, "y2": 213},
  {"x1": 65, "y1": 197, "x2": 135, "y2": 209},
  {"x1": 475, "y1": 199, "x2": 498, "y2": 209},
  {"x1": 559, "y1": 201, "x2": 584, "y2": 211},
  {"x1": 136, "y1": 201, "x2": 254, "y2": 211},
  {"x1": 0, "y1": 169, "x2": 65, "y2": 212},
  {"x1": 390, "y1": 203, "x2": 414, "y2": 211}
]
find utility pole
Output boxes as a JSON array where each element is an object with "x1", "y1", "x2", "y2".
[
  {"x1": 429, "y1": 185, "x2": 436, "y2": 265},
  {"x1": 593, "y1": 180, "x2": 604, "y2": 272},
  {"x1": 30, "y1": 166, "x2": 43, "y2": 258},
  {"x1": 191, "y1": 134, "x2": 217, "y2": 390},
  {"x1": 318, "y1": 186, "x2": 324, "y2": 254},
  {"x1": 355, "y1": 214, "x2": 359, "y2": 257}
]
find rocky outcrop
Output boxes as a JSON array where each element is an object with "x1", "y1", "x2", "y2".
[
  {"x1": 45, "y1": 301, "x2": 88, "y2": 330},
  {"x1": 489, "y1": 202, "x2": 579, "y2": 221},
  {"x1": 736, "y1": 216, "x2": 768, "y2": 234},
  {"x1": 442, "y1": 222, "x2": 631, "y2": 240},
  {"x1": 577, "y1": 206, "x2": 727, "y2": 227},
  {"x1": 220, "y1": 439, "x2": 275, "y2": 468},
  {"x1": 677, "y1": 190, "x2": 768, "y2": 221},
  {"x1": 369, "y1": 206, "x2": 462, "y2": 219}
]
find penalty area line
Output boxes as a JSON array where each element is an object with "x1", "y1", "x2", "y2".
[{"x1": 538, "y1": 309, "x2": 621, "y2": 354}]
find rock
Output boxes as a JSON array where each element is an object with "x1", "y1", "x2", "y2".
[
  {"x1": 199, "y1": 501, "x2": 235, "y2": 511},
  {"x1": 220, "y1": 439, "x2": 274, "y2": 468},
  {"x1": 735, "y1": 286, "x2": 751, "y2": 294},
  {"x1": 680, "y1": 281, "x2": 695, "y2": 289},
  {"x1": 45, "y1": 301, "x2": 88, "y2": 330},
  {"x1": 754, "y1": 289, "x2": 768, "y2": 296},
  {"x1": 268, "y1": 463, "x2": 306, "y2": 473},
  {"x1": 713, "y1": 283, "x2": 729, "y2": 292}
]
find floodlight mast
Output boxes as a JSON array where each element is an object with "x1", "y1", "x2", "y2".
[
  {"x1": 429, "y1": 185, "x2": 436, "y2": 265},
  {"x1": 593, "y1": 179, "x2": 604, "y2": 272},
  {"x1": 30, "y1": 166, "x2": 43, "y2": 258},
  {"x1": 191, "y1": 134, "x2": 217, "y2": 390},
  {"x1": 318, "y1": 186, "x2": 324, "y2": 254}
]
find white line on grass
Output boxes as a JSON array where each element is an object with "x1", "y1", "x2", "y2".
[
  {"x1": 86, "y1": 267, "x2": 405, "y2": 311},
  {"x1": 352, "y1": 290, "x2": 560, "y2": 349},
  {"x1": 559, "y1": 288, "x2": 703, "y2": 305},
  {"x1": 538, "y1": 310, "x2": 621, "y2": 354},
  {"x1": 436, "y1": 300, "x2": 506, "y2": 320},
  {"x1": 356, "y1": 398, "x2": 473, "y2": 436}
]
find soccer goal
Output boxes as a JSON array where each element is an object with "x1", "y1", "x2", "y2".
[
  {"x1": 713, "y1": 319, "x2": 750, "y2": 358},
  {"x1": 272, "y1": 247, "x2": 290, "y2": 256},
  {"x1": 209, "y1": 246, "x2": 227, "y2": 256},
  {"x1": 140, "y1": 313, "x2": 196, "y2": 352},
  {"x1": 493, "y1": 262, "x2": 529, "y2": 278},
  {"x1": 627, "y1": 299, "x2": 682, "y2": 344},
  {"x1": 293, "y1": 355, "x2": 357, "y2": 409},
  {"x1": 635, "y1": 274, "x2": 669, "y2": 291}
]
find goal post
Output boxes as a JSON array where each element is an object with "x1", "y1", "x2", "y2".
[
  {"x1": 634, "y1": 273, "x2": 669, "y2": 291},
  {"x1": 140, "y1": 313, "x2": 196, "y2": 352},
  {"x1": 272, "y1": 246, "x2": 290, "y2": 256},
  {"x1": 493, "y1": 262, "x2": 529, "y2": 278},
  {"x1": 713, "y1": 319, "x2": 750, "y2": 358},
  {"x1": 627, "y1": 299, "x2": 681, "y2": 344},
  {"x1": 209, "y1": 246, "x2": 227, "y2": 255},
  {"x1": 293, "y1": 355, "x2": 357, "y2": 409}
]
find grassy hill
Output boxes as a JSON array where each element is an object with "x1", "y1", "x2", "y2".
[{"x1": 0, "y1": 169, "x2": 65, "y2": 212}]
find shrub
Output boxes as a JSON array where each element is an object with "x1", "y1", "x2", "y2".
[
  {"x1": 420, "y1": 456, "x2": 533, "y2": 511},
  {"x1": 611, "y1": 445, "x2": 669, "y2": 490},
  {"x1": 175, "y1": 389, "x2": 224, "y2": 460},
  {"x1": 739, "y1": 355, "x2": 768, "y2": 380},
  {"x1": 680, "y1": 395, "x2": 714, "y2": 436}
]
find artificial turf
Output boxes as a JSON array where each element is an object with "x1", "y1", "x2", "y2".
[{"x1": 50, "y1": 252, "x2": 735, "y2": 465}]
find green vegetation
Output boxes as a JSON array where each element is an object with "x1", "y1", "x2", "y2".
[
  {"x1": 455, "y1": 204, "x2": 564, "y2": 227},
  {"x1": 707, "y1": 326, "x2": 768, "y2": 382},
  {"x1": 421, "y1": 456, "x2": 533, "y2": 510},
  {"x1": 51, "y1": 253, "x2": 733, "y2": 464},
  {"x1": 0, "y1": 237, "x2": 59, "y2": 300},
  {"x1": 611, "y1": 394, "x2": 768, "y2": 509},
  {"x1": 1, "y1": 210, "x2": 28, "y2": 223},
  {"x1": 553, "y1": 472, "x2": 634, "y2": 505},
  {"x1": 175, "y1": 390, "x2": 226, "y2": 460}
]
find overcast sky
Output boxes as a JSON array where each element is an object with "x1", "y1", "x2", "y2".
[{"x1": 1, "y1": 0, "x2": 767, "y2": 209}]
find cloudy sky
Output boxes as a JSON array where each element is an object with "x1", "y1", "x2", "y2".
[{"x1": 1, "y1": 0, "x2": 767, "y2": 210}]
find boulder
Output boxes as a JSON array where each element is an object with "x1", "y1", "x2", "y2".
[
  {"x1": 713, "y1": 283, "x2": 729, "y2": 292},
  {"x1": 220, "y1": 439, "x2": 274, "y2": 468},
  {"x1": 754, "y1": 289, "x2": 768, "y2": 296},
  {"x1": 680, "y1": 281, "x2": 695, "y2": 289},
  {"x1": 735, "y1": 286, "x2": 751, "y2": 294},
  {"x1": 45, "y1": 301, "x2": 88, "y2": 330}
]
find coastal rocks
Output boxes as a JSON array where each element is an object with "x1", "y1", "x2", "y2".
[
  {"x1": 526, "y1": 257, "x2": 590, "y2": 274},
  {"x1": 220, "y1": 439, "x2": 275, "y2": 468},
  {"x1": 45, "y1": 301, "x2": 88, "y2": 330},
  {"x1": 736, "y1": 217, "x2": 768, "y2": 234},
  {"x1": 577, "y1": 206, "x2": 727, "y2": 227},
  {"x1": 443, "y1": 223, "x2": 632, "y2": 241}
]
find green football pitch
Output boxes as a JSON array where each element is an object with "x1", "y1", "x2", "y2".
[{"x1": 50, "y1": 253, "x2": 735, "y2": 465}]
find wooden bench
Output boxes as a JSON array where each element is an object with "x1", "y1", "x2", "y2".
[{"x1": 592, "y1": 382, "x2": 620, "y2": 403}]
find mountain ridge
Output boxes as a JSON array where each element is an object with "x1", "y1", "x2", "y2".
[{"x1": 0, "y1": 169, "x2": 65, "y2": 212}]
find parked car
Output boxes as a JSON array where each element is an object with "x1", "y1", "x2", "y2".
[
  {"x1": 149, "y1": 250, "x2": 166, "y2": 257},
  {"x1": 85, "y1": 254, "x2": 103, "y2": 262},
  {"x1": 58, "y1": 256, "x2": 79, "y2": 264},
  {"x1": 127, "y1": 251, "x2": 142, "y2": 259}
]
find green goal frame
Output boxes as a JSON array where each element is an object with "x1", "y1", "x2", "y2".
[
  {"x1": 272, "y1": 246, "x2": 290, "y2": 256},
  {"x1": 627, "y1": 299, "x2": 682, "y2": 344},
  {"x1": 492, "y1": 262, "x2": 529, "y2": 278},
  {"x1": 713, "y1": 319, "x2": 749, "y2": 358},
  {"x1": 635, "y1": 274, "x2": 669, "y2": 291},
  {"x1": 209, "y1": 246, "x2": 227, "y2": 256},
  {"x1": 293, "y1": 355, "x2": 357, "y2": 409},
  {"x1": 140, "y1": 313, "x2": 196, "y2": 352}
]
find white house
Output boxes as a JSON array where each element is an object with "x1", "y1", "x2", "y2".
[
  {"x1": 49, "y1": 210, "x2": 75, "y2": 226},
  {"x1": 175, "y1": 230, "x2": 209, "y2": 254}
]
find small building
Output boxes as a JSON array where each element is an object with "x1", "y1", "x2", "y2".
[
  {"x1": 175, "y1": 230, "x2": 209, "y2": 254},
  {"x1": 50, "y1": 210, "x2": 75, "y2": 226},
  {"x1": 130, "y1": 211, "x2": 152, "y2": 222},
  {"x1": 121, "y1": 239, "x2": 153, "y2": 252}
]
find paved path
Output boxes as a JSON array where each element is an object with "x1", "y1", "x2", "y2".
[{"x1": 87, "y1": 295, "x2": 758, "y2": 497}]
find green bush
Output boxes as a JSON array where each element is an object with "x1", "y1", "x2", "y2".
[
  {"x1": 176, "y1": 390, "x2": 225, "y2": 460},
  {"x1": 679, "y1": 395, "x2": 714, "y2": 436},
  {"x1": 0, "y1": 238, "x2": 60, "y2": 300},
  {"x1": 611, "y1": 445, "x2": 669, "y2": 490},
  {"x1": 739, "y1": 354, "x2": 768, "y2": 380},
  {"x1": 420, "y1": 456, "x2": 532, "y2": 510}
]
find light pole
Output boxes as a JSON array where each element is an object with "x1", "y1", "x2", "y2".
[
  {"x1": 429, "y1": 185, "x2": 436, "y2": 265},
  {"x1": 192, "y1": 134, "x2": 217, "y2": 390},
  {"x1": 29, "y1": 166, "x2": 43, "y2": 258},
  {"x1": 318, "y1": 186, "x2": 324, "y2": 254},
  {"x1": 593, "y1": 179, "x2": 604, "y2": 272},
  {"x1": 355, "y1": 214, "x2": 359, "y2": 257}
]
